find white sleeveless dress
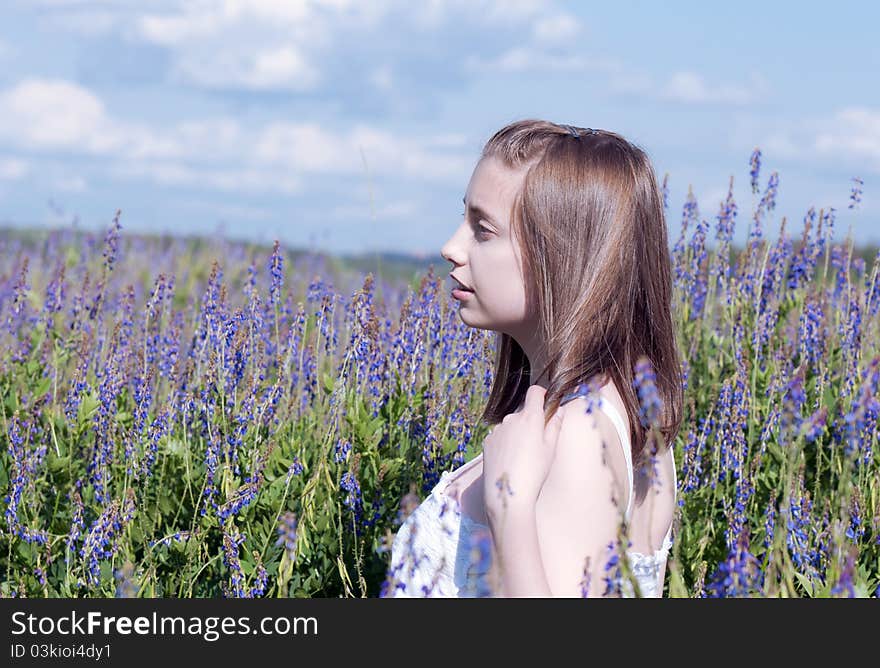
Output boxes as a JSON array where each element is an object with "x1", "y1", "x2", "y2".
[{"x1": 387, "y1": 396, "x2": 677, "y2": 598}]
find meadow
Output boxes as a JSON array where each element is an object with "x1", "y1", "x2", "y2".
[{"x1": 0, "y1": 154, "x2": 877, "y2": 597}]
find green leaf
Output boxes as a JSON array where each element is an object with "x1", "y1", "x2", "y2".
[
  {"x1": 47, "y1": 453, "x2": 70, "y2": 473},
  {"x1": 77, "y1": 391, "x2": 100, "y2": 427},
  {"x1": 158, "y1": 494, "x2": 175, "y2": 515},
  {"x1": 165, "y1": 437, "x2": 186, "y2": 456},
  {"x1": 793, "y1": 571, "x2": 815, "y2": 597},
  {"x1": 766, "y1": 439, "x2": 785, "y2": 465},
  {"x1": 16, "y1": 540, "x2": 34, "y2": 562},
  {"x1": 129, "y1": 523, "x2": 144, "y2": 544},
  {"x1": 34, "y1": 375, "x2": 52, "y2": 399}
]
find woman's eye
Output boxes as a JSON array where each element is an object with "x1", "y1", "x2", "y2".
[{"x1": 462, "y1": 211, "x2": 491, "y2": 239}]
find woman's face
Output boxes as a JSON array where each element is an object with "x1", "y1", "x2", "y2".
[{"x1": 440, "y1": 155, "x2": 534, "y2": 336}]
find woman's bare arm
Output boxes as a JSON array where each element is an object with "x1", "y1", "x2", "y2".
[{"x1": 489, "y1": 403, "x2": 629, "y2": 597}]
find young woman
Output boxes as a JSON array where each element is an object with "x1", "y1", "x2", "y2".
[{"x1": 386, "y1": 119, "x2": 684, "y2": 598}]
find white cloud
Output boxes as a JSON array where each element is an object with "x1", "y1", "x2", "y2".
[
  {"x1": 171, "y1": 42, "x2": 322, "y2": 92},
  {"x1": 814, "y1": 108, "x2": 880, "y2": 160},
  {"x1": 251, "y1": 45, "x2": 318, "y2": 88},
  {"x1": 46, "y1": 9, "x2": 120, "y2": 35},
  {"x1": 133, "y1": 0, "x2": 365, "y2": 91},
  {"x1": 252, "y1": 122, "x2": 472, "y2": 179},
  {"x1": 135, "y1": 0, "x2": 390, "y2": 46},
  {"x1": 465, "y1": 48, "x2": 620, "y2": 74},
  {"x1": 133, "y1": 1, "x2": 368, "y2": 92},
  {"x1": 661, "y1": 71, "x2": 770, "y2": 106},
  {"x1": 137, "y1": 7, "x2": 226, "y2": 46},
  {"x1": 19, "y1": 0, "x2": 568, "y2": 97},
  {"x1": 763, "y1": 106, "x2": 880, "y2": 173},
  {"x1": 697, "y1": 187, "x2": 731, "y2": 216},
  {"x1": 0, "y1": 79, "x2": 262, "y2": 163},
  {"x1": 331, "y1": 198, "x2": 419, "y2": 220},
  {"x1": 78, "y1": 0, "x2": 556, "y2": 93},
  {"x1": 114, "y1": 161, "x2": 305, "y2": 195},
  {"x1": 182, "y1": 200, "x2": 275, "y2": 222},
  {"x1": 369, "y1": 64, "x2": 394, "y2": 92},
  {"x1": 0, "y1": 78, "x2": 196, "y2": 158},
  {"x1": 0, "y1": 78, "x2": 474, "y2": 191},
  {"x1": 253, "y1": 122, "x2": 350, "y2": 172},
  {"x1": 481, "y1": 0, "x2": 549, "y2": 22},
  {"x1": 0, "y1": 79, "x2": 106, "y2": 149},
  {"x1": 763, "y1": 132, "x2": 800, "y2": 158},
  {"x1": 0, "y1": 156, "x2": 29, "y2": 180},
  {"x1": 532, "y1": 13, "x2": 581, "y2": 44},
  {"x1": 24, "y1": 0, "x2": 125, "y2": 6},
  {"x1": 349, "y1": 125, "x2": 472, "y2": 180},
  {"x1": 24, "y1": 0, "x2": 150, "y2": 37},
  {"x1": 409, "y1": 0, "x2": 548, "y2": 29}
]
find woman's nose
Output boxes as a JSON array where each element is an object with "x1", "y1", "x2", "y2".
[
  {"x1": 441, "y1": 224, "x2": 467, "y2": 265},
  {"x1": 440, "y1": 237, "x2": 458, "y2": 265}
]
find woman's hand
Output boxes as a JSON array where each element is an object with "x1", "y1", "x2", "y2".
[{"x1": 481, "y1": 384, "x2": 564, "y2": 524}]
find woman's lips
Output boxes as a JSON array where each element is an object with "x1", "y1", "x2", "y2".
[{"x1": 449, "y1": 273, "x2": 473, "y2": 291}]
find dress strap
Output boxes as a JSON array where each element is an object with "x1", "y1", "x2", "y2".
[
  {"x1": 559, "y1": 389, "x2": 635, "y2": 521},
  {"x1": 559, "y1": 387, "x2": 678, "y2": 552},
  {"x1": 593, "y1": 398, "x2": 634, "y2": 523},
  {"x1": 670, "y1": 447, "x2": 677, "y2": 505},
  {"x1": 598, "y1": 401, "x2": 679, "y2": 534}
]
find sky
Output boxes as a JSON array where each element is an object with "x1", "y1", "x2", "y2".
[{"x1": 0, "y1": 0, "x2": 877, "y2": 258}]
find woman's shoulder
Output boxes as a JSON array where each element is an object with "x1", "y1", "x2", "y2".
[{"x1": 546, "y1": 394, "x2": 631, "y2": 513}]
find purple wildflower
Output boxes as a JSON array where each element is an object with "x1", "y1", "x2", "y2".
[
  {"x1": 340, "y1": 471, "x2": 364, "y2": 528},
  {"x1": 801, "y1": 406, "x2": 828, "y2": 443},
  {"x1": 462, "y1": 526, "x2": 494, "y2": 597},
  {"x1": 285, "y1": 457, "x2": 304, "y2": 485},
  {"x1": 334, "y1": 439, "x2": 352, "y2": 464},
  {"x1": 4, "y1": 411, "x2": 49, "y2": 546},
  {"x1": 114, "y1": 562, "x2": 138, "y2": 598},
  {"x1": 633, "y1": 356, "x2": 663, "y2": 429},
  {"x1": 217, "y1": 482, "x2": 260, "y2": 521},
  {"x1": 268, "y1": 240, "x2": 284, "y2": 308},
  {"x1": 762, "y1": 490, "x2": 777, "y2": 562},
  {"x1": 80, "y1": 490, "x2": 137, "y2": 588},
  {"x1": 748, "y1": 170, "x2": 779, "y2": 248},
  {"x1": 220, "y1": 528, "x2": 247, "y2": 598},
  {"x1": 706, "y1": 527, "x2": 763, "y2": 597},
  {"x1": 848, "y1": 177, "x2": 863, "y2": 210},
  {"x1": 749, "y1": 148, "x2": 762, "y2": 194},
  {"x1": 830, "y1": 546, "x2": 858, "y2": 597},
  {"x1": 276, "y1": 511, "x2": 299, "y2": 561},
  {"x1": 601, "y1": 540, "x2": 624, "y2": 597}
]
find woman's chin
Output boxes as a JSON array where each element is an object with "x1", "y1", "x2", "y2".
[
  {"x1": 456, "y1": 311, "x2": 496, "y2": 333},
  {"x1": 456, "y1": 306, "x2": 478, "y2": 326}
]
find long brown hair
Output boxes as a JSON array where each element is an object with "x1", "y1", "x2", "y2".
[{"x1": 477, "y1": 119, "x2": 683, "y2": 501}]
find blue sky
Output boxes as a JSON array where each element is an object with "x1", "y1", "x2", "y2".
[{"x1": 0, "y1": 0, "x2": 877, "y2": 257}]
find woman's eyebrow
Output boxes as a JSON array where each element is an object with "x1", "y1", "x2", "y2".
[{"x1": 462, "y1": 196, "x2": 499, "y2": 226}]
